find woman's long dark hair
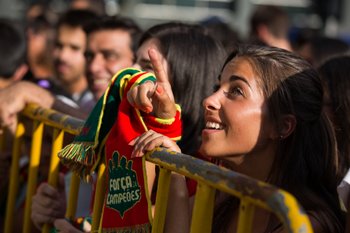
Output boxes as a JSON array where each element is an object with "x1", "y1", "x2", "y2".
[
  {"x1": 213, "y1": 45, "x2": 344, "y2": 232},
  {"x1": 318, "y1": 56, "x2": 350, "y2": 178},
  {"x1": 139, "y1": 22, "x2": 226, "y2": 155}
]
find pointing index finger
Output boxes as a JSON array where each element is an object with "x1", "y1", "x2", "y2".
[
  {"x1": 148, "y1": 48, "x2": 175, "y2": 102},
  {"x1": 148, "y1": 48, "x2": 168, "y2": 84}
]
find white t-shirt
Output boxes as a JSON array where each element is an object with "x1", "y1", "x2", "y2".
[{"x1": 337, "y1": 169, "x2": 350, "y2": 210}]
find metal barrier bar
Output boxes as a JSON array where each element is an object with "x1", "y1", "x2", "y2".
[
  {"x1": 91, "y1": 162, "x2": 106, "y2": 232},
  {"x1": 23, "y1": 120, "x2": 44, "y2": 233},
  {"x1": 145, "y1": 148, "x2": 313, "y2": 233},
  {"x1": 2, "y1": 104, "x2": 84, "y2": 233},
  {"x1": 20, "y1": 103, "x2": 84, "y2": 231},
  {"x1": 42, "y1": 128, "x2": 64, "y2": 233},
  {"x1": 47, "y1": 129, "x2": 65, "y2": 187},
  {"x1": 4, "y1": 104, "x2": 313, "y2": 233},
  {"x1": 151, "y1": 167, "x2": 171, "y2": 233},
  {"x1": 4, "y1": 123, "x2": 25, "y2": 233},
  {"x1": 65, "y1": 173, "x2": 80, "y2": 220},
  {"x1": 21, "y1": 104, "x2": 83, "y2": 135},
  {"x1": 237, "y1": 198, "x2": 255, "y2": 233},
  {"x1": 190, "y1": 183, "x2": 215, "y2": 233}
]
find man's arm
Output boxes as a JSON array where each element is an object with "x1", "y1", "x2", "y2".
[
  {"x1": 52, "y1": 98, "x2": 88, "y2": 120},
  {"x1": 0, "y1": 81, "x2": 88, "y2": 134},
  {"x1": 0, "y1": 81, "x2": 55, "y2": 133}
]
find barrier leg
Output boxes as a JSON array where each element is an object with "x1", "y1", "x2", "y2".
[
  {"x1": 23, "y1": 121, "x2": 44, "y2": 233},
  {"x1": 42, "y1": 129, "x2": 64, "y2": 233},
  {"x1": 152, "y1": 167, "x2": 171, "y2": 233},
  {"x1": 237, "y1": 198, "x2": 255, "y2": 233},
  {"x1": 4, "y1": 123, "x2": 25, "y2": 233},
  {"x1": 91, "y1": 163, "x2": 106, "y2": 232},
  {"x1": 190, "y1": 183, "x2": 215, "y2": 233}
]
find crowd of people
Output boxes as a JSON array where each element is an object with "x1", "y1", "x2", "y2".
[{"x1": 1, "y1": 1, "x2": 350, "y2": 233}]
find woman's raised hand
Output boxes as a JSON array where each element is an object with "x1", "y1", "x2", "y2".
[
  {"x1": 127, "y1": 48, "x2": 176, "y2": 119},
  {"x1": 130, "y1": 129, "x2": 181, "y2": 158}
]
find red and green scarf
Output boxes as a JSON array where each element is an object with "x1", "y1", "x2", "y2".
[{"x1": 58, "y1": 68, "x2": 182, "y2": 232}]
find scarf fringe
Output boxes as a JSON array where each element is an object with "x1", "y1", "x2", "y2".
[{"x1": 58, "y1": 142, "x2": 96, "y2": 182}]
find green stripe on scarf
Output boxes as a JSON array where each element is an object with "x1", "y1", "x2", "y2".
[{"x1": 58, "y1": 68, "x2": 156, "y2": 181}]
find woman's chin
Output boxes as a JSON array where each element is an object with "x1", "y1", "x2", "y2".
[{"x1": 198, "y1": 145, "x2": 219, "y2": 157}]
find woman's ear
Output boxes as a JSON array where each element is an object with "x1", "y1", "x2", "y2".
[{"x1": 279, "y1": 114, "x2": 296, "y2": 139}]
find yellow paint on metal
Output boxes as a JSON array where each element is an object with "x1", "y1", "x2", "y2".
[
  {"x1": 22, "y1": 103, "x2": 83, "y2": 135},
  {"x1": 3, "y1": 105, "x2": 314, "y2": 233},
  {"x1": 92, "y1": 162, "x2": 106, "y2": 232},
  {"x1": 47, "y1": 129, "x2": 64, "y2": 186},
  {"x1": 190, "y1": 183, "x2": 215, "y2": 233},
  {"x1": 146, "y1": 148, "x2": 314, "y2": 233},
  {"x1": 237, "y1": 198, "x2": 255, "y2": 233},
  {"x1": 23, "y1": 121, "x2": 44, "y2": 233},
  {"x1": 65, "y1": 172, "x2": 81, "y2": 220},
  {"x1": 279, "y1": 190, "x2": 313, "y2": 233},
  {"x1": 42, "y1": 129, "x2": 64, "y2": 233},
  {"x1": 4, "y1": 123, "x2": 25, "y2": 233},
  {"x1": 152, "y1": 168, "x2": 171, "y2": 233}
]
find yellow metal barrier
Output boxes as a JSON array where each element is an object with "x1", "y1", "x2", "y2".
[
  {"x1": 4, "y1": 123, "x2": 25, "y2": 233},
  {"x1": 2, "y1": 104, "x2": 84, "y2": 233},
  {"x1": 2, "y1": 104, "x2": 313, "y2": 233},
  {"x1": 146, "y1": 148, "x2": 313, "y2": 233}
]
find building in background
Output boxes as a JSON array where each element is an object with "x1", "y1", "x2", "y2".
[{"x1": 0, "y1": 0, "x2": 349, "y2": 43}]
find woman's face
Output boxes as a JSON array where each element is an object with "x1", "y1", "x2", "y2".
[
  {"x1": 200, "y1": 57, "x2": 277, "y2": 162},
  {"x1": 135, "y1": 38, "x2": 169, "y2": 78}
]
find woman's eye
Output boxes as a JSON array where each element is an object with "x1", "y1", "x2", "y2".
[{"x1": 224, "y1": 86, "x2": 244, "y2": 97}]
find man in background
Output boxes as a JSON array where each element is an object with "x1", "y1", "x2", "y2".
[
  {"x1": 28, "y1": 16, "x2": 143, "y2": 230},
  {"x1": 249, "y1": 5, "x2": 292, "y2": 51},
  {"x1": 51, "y1": 9, "x2": 98, "y2": 110}
]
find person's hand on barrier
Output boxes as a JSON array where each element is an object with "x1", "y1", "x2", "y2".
[
  {"x1": 130, "y1": 129, "x2": 181, "y2": 158},
  {"x1": 0, "y1": 84, "x2": 26, "y2": 134},
  {"x1": 31, "y1": 173, "x2": 67, "y2": 230},
  {"x1": 127, "y1": 48, "x2": 176, "y2": 119},
  {"x1": 53, "y1": 219, "x2": 86, "y2": 233},
  {"x1": 0, "y1": 81, "x2": 54, "y2": 134}
]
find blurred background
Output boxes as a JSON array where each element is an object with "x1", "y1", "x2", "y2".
[{"x1": 0, "y1": 0, "x2": 349, "y2": 43}]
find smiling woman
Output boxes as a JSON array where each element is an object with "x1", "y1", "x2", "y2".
[
  {"x1": 204, "y1": 46, "x2": 345, "y2": 232},
  {"x1": 132, "y1": 45, "x2": 345, "y2": 233},
  {"x1": 201, "y1": 57, "x2": 272, "y2": 163}
]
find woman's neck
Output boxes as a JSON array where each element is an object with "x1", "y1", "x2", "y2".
[{"x1": 220, "y1": 143, "x2": 277, "y2": 182}]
